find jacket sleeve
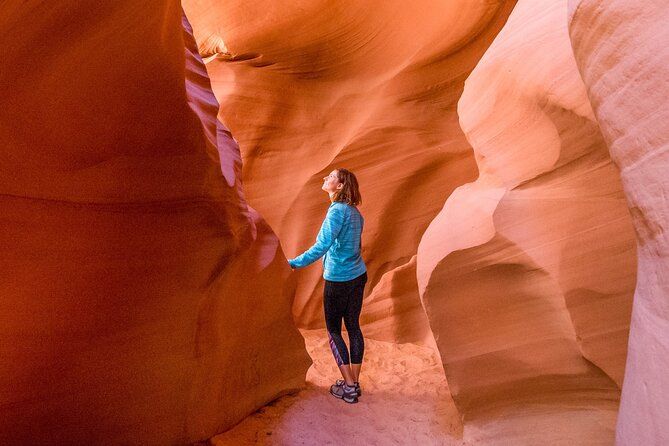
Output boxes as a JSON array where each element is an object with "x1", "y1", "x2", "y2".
[{"x1": 288, "y1": 205, "x2": 346, "y2": 269}]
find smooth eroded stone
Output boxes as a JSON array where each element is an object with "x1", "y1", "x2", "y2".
[
  {"x1": 182, "y1": 0, "x2": 517, "y2": 344},
  {"x1": 568, "y1": 1, "x2": 669, "y2": 444},
  {"x1": 417, "y1": 0, "x2": 636, "y2": 443},
  {"x1": 0, "y1": 3, "x2": 310, "y2": 444}
]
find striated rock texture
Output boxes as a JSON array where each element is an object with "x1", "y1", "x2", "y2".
[
  {"x1": 568, "y1": 1, "x2": 669, "y2": 444},
  {"x1": 416, "y1": 0, "x2": 637, "y2": 443},
  {"x1": 0, "y1": 3, "x2": 309, "y2": 444},
  {"x1": 182, "y1": 0, "x2": 518, "y2": 344}
]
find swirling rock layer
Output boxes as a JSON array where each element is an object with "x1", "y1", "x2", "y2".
[
  {"x1": 417, "y1": 0, "x2": 636, "y2": 443},
  {"x1": 0, "y1": 0, "x2": 649, "y2": 443},
  {"x1": 183, "y1": 0, "x2": 518, "y2": 345},
  {"x1": 568, "y1": 1, "x2": 669, "y2": 444},
  {"x1": 0, "y1": 3, "x2": 309, "y2": 444},
  {"x1": 185, "y1": 1, "x2": 641, "y2": 442}
]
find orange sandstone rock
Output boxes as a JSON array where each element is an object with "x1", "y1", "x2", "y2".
[
  {"x1": 568, "y1": 1, "x2": 669, "y2": 444},
  {"x1": 0, "y1": 4, "x2": 309, "y2": 444},
  {"x1": 417, "y1": 0, "x2": 636, "y2": 443},
  {"x1": 183, "y1": 0, "x2": 517, "y2": 344}
]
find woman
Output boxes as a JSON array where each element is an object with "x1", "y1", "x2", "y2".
[{"x1": 288, "y1": 168, "x2": 367, "y2": 404}]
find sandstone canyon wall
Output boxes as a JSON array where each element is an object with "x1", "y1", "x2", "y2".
[
  {"x1": 0, "y1": 0, "x2": 651, "y2": 444},
  {"x1": 0, "y1": 3, "x2": 309, "y2": 444},
  {"x1": 182, "y1": 0, "x2": 518, "y2": 345},
  {"x1": 416, "y1": 0, "x2": 636, "y2": 443},
  {"x1": 568, "y1": 1, "x2": 669, "y2": 444}
]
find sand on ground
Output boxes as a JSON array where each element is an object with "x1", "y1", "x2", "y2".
[{"x1": 209, "y1": 329, "x2": 464, "y2": 445}]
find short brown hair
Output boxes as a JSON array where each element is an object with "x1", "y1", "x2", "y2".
[{"x1": 332, "y1": 168, "x2": 362, "y2": 206}]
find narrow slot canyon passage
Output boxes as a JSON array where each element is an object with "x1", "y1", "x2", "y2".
[
  {"x1": 183, "y1": 0, "x2": 639, "y2": 443},
  {"x1": 1, "y1": 1, "x2": 667, "y2": 445}
]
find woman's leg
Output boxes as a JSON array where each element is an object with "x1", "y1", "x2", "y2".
[
  {"x1": 324, "y1": 279, "x2": 356, "y2": 385},
  {"x1": 343, "y1": 272, "x2": 367, "y2": 383},
  {"x1": 350, "y1": 364, "x2": 362, "y2": 384}
]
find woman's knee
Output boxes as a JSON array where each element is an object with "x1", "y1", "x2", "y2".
[
  {"x1": 326, "y1": 324, "x2": 343, "y2": 337},
  {"x1": 343, "y1": 318, "x2": 361, "y2": 333}
]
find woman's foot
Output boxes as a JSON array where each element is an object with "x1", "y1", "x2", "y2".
[
  {"x1": 335, "y1": 379, "x2": 361, "y2": 396},
  {"x1": 330, "y1": 382, "x2": 358, "y2": 403}
]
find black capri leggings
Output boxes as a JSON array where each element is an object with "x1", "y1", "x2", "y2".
[{"x1": 324, "y1": 271, "x2": 368, "y2": 366}]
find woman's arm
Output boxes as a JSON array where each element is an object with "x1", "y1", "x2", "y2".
[{"x1": 288, "y1": 205, "x2": 346, "y2": 269}]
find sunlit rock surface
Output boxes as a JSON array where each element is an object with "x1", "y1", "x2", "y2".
[
  {"x1": 568, "y1": 1, "x2": 669, "y2": 444},
  {"x1": 183, "y1": 0, "x2": 518, "y2": 345},
  {"x1": 416, "y1": 1, "x2": 636, "y2": 443},
  {"x1": 0, "y1": 4, "x2": 309, "y2": 444},
  {"x1": 0, "y1": 0, "x2": 649, "y2": 444}
]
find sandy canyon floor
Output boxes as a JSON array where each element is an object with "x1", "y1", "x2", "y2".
[{"x1": 209, "y1": 330, "x2": 464, "y2": 445}]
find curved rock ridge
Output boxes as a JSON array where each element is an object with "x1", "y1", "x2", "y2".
[
  {"x1": 568, "y1": 1, "x2": 669, "y2": 444},
  {"x1": 417, "y1": 0, "x2": 636, "y2": 443},
  {"x1": 0, "y1": 3, "x2": 309, "y2": 444},
  {"x1": 182, "y1": 0, "x2": 518, "y2": 343}
]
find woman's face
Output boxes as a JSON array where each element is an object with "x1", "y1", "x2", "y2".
[{"x1": 322, "y1": 170, "x2": 343, "y2": 194}]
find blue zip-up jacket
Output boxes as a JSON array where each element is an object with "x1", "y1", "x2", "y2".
[{"x1": 288, "y1": 201, "x2": 366, "y2": 282}]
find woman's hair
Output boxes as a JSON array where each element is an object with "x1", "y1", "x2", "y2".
[{"x1": 332, "y1": 168, "x2": 362, "y2": 206}]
